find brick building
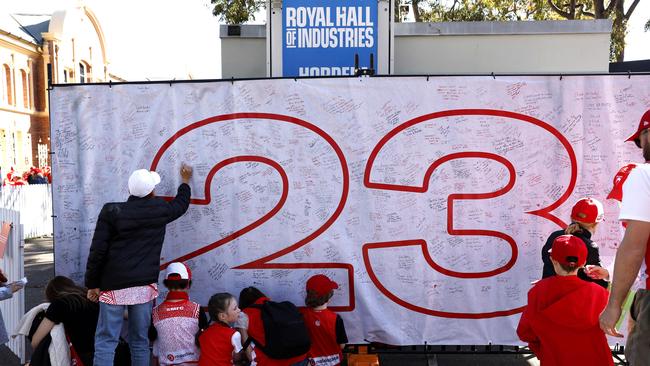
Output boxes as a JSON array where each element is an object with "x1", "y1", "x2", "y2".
[{"x1": 0, "y1": 3, "x2": 120, "y2": 173}]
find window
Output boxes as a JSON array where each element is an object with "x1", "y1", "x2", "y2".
[
  {"x1": 79, "y1": 63, "x2": 85, "y2": 83},
  {"x1": 46, "y1": 63, "x2": 52, "y2": 87},
  {"x1": 64, "y1": 69, "x2": 68, "y2": 83},
  {"x1": 3, "y1": 65, "x2": 12, "y2": 105},
  {"x1": 79, "y1": 62, "x2": 91, "y2": 83},
  {"x1": 38, "y1": 140, "x2": 48, "y2": 167},
  {"x1": 21, "y1": 70, "x2": 28, "y2": 108}
]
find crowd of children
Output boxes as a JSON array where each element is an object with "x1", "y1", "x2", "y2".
[
  {"x1": 148, "y1": 263, "x2": 347, "y2": 366},
  {"x1": 517, "y1": 196, "x2": 619, "y2": 365}
]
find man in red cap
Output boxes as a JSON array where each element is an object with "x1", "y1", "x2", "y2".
[
  {"x1": 299, "y1": 274, "x2": 348, "y2": 366},
  {"x1": 518, "y1": 235, "x2": 613, "y2": 365},
  {"x1": 600, "y1": 109, "x2": 650, "y2": 365}
]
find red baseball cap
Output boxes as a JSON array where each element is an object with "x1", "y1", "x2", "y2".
[
  {"x1": 570, "y1": 198, "x2": 604, "y2": 224},
  {"x1": 306, "y1": 274, "x2": 338, "y2": 297},
  {"x1": 550, "y1": 235, "x2": 587, "y2": 268},
  {"x1": 626, "y1": 109, "x2": 650, "y2": 148},
  {"x1": 606, "y1": 163, "x2": 638, "y2": 201}
]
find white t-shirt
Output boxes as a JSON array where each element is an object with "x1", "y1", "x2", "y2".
[
  {"x1": 620, "y1": 164, "x2": 650, "y2": 223},
  {"x1": 619, "y1": 163, "x2": 650, "y2": 288}
]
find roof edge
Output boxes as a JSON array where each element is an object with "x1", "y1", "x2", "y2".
[{"x1": 395, "y1": 19, "x2": 613, "y2": 36}]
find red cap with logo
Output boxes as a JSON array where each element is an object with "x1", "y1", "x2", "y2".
[
  {"x1": 570, "y1": 197, "x2": 604, "y2": 224},
  {"x1": 306, "y1": 274, "x2": 339, "y2": 297},
  {"x1": 626, "y1": 109, "x2": 650, "y2": 148},
  {"x1": 550, "y1": 235, "x2": 587, "y2": 268}
]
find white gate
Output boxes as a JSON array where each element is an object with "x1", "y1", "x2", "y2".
[{"x1": 0, "y1": 208, "x2": 25, "y2": 362}]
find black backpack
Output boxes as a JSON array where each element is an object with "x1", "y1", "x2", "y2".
[{"x1": 246, "y1": 300, "x2": 311, "y2": 359}]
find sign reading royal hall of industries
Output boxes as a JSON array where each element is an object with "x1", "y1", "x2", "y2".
[{"x1": 282, "y1": 0, "x2": 378, "y2": 77}]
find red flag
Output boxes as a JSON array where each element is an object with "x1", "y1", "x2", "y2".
[
  {"x1": 0, "y1": 222, "x2": 12, "y2": 258},
  {"x1": 607, "y1": 163, "x2": 638, "y2": 202}
]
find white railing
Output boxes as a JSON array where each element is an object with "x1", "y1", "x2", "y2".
[
  {"x1": 0, "y1": 208, "x2": 25, "y2": 363},
  {"x1": 0, "y1": 185, "x2": 53, "y2": 239}
]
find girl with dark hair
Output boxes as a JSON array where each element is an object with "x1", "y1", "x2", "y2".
[
  {"x1": 198, "y1": 293, "x2": 245, "y2": 366},
  {"x1": 238, "y1": 287, "x2": 266, "y2": 310},
  {"x1": 31, "y1": 276, "x2": 99, "y2": 365},
  {"x1": 234, "y1": 286, "x2": 266, "y2": 346},
  {"x1": 242, "y1": 289, "x2": 309, "y2": 366}
]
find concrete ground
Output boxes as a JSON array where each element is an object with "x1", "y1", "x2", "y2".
[{"x1": 0, "y1": 237, "x2": 627, "y2": 365}]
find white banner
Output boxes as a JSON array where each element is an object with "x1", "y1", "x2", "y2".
[{"x1": 50, "y1": 76, "x2": 647, "y2": 345}]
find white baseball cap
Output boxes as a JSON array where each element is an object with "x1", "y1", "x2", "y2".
[
  {"x1": 165, "y1": 262, "x2": 191, "y2": 280},
  {"x1": 128, "y1": 169, "x2": 161, "y2": 198}
]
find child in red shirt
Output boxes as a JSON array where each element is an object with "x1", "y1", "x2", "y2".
[
  {"x1": 299, "y1": 275, "x2": 348, "y2": 366},
  {"x1": 198, "y1": 293, "x2": 245, "y2": 366},
  {"x1": 517, "y1": 235, "x2": 613, "y2": 366},
  {"x1": 150, "y1": 262, "x2": 208, "y2": 366},
  {"x1": 243, "y1": 291, "x2": 309, "y2": 366}
]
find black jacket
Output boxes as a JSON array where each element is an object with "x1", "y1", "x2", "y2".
[
  {"x1": 85, "y1": 183, "x2": 191, "y2": 290},
  {"x1": 541, "y1": 227, "x2": 608, "y2": 289}
]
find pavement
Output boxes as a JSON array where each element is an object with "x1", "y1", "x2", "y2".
[
  {"x1": 0, "y1": 237, "x2": 626, "y2": 365},
  {"x1": 22, "y1": 237, "x2": 55, "y2": 311}
]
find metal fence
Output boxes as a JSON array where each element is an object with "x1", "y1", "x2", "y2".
[
  {"x1": 0, "y1": 208, "x2": 25, "y2": 363},
  {"x1": 0, "y1": 185, "x2": 53, "y2": 239}
]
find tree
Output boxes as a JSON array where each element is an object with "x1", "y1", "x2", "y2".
[
  {"x1": 421, "y1": 0, "x2": 555, "y2": 22},
  {"x1": 408, "y1": 0, "x2": 640, "y2": 62},
  {"x1": 211, "y1": 0, "x2": 264, "y2": 24}
]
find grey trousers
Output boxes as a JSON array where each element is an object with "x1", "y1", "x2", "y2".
[{"x1": 626, "y1": 289, "x2": 650, "y2": 366}]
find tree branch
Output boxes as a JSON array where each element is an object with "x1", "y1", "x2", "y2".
[
  {"x1": 547, "y1": 0, "x2": 571, "y2": 18},
  {"x1": 625, "y1": 0, "x2": 641, "y2": 19},
  {"x1": 578, "y1": 4, "x2": 595, "y2": 18},
  {"x1": 570, "y1": 0, "x2": 576, "y2": 18},
  {"x1": 450, "y1": 0, "x2": 459, "y2": 13},
  {"x1": 582, "y1": 11, "x2": 596, "y2": 17},
  {"x1": 411, "y1": 0, "x2": 422, "y2": 22},
  {"x1": 604, "y1": 0, "x2": 617, "y2": 17}
]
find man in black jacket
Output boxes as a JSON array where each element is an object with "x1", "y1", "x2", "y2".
[{"x1": 85, "y1": 164, "x2": 192, "y2": 366}]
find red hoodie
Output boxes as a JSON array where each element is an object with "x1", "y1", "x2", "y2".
[{"x1": 517, "y1": 275, "x2": 613, "y2": 366}]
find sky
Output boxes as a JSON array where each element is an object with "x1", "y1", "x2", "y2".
[
  {"x1": 5, "y1": 0, "x2": 222, "y2": 80},
  {"x1": 625, "y1": 0, "x2": 650, "y2": 61},
  {"x1": 4, "y1": 0, "x2": 650, "y2": 80}
]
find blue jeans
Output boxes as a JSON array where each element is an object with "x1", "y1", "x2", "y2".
[{"x1": 94, "y1": 301, "x2": 152, "y2": 366}]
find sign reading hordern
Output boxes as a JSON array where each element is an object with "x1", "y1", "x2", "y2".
[{"x1": 282, "y1": 0, "x2": 378, "y2": 77}]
